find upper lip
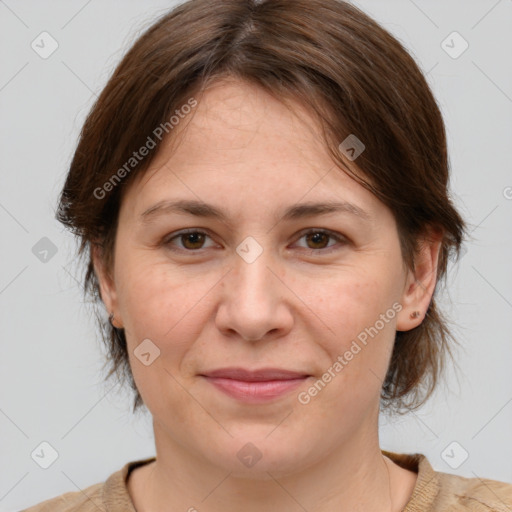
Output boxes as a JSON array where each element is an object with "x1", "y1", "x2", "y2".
[{"x1": 200, "y1": 367, "x2": 310, "y2": 381}]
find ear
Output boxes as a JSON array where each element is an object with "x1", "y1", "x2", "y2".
[
  {"x1": 396, "y1": 229, "x2": 443, "y2": 331},
  {"x1": 91, "y1": 243, "x2": 123, "y2": 329}
]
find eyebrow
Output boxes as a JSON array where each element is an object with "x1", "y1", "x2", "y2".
[{"x1": 140, "y1": 199, "x2": 371, "y2": 226}]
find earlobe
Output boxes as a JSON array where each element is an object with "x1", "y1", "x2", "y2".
[
  {"x1": 91, "y1": 243, "x2": 122, "y2": 327},
  {"x1": 396, "y1": 231, "x2": 443, "y2": 332}
]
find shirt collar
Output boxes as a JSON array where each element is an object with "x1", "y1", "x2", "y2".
[{"x1": 382, "y1": 450, "x2": 441, "y2": 511}]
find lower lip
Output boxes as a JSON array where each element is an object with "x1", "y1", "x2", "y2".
[{"x1": 202, "y1": 376, "x2": 308, "y2": 403}]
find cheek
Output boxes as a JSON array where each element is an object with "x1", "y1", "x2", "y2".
[
  {"x1": 310, "y1": 269, "x2": 399, "y2": 342},
  {"x1": 116, "y1": 257, "x2": 208, "y2": 349},
  {"x1": 301, "y1": 270, "x2": 401, "y2": 405},
  {"x1": 114, "y1": 256, "x2": 211, "y2": 420}
]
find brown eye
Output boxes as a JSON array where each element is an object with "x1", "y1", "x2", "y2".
[
  {"x1": 180, "y1": 232, "x2": 206, "y2": 250},
  {"x1": 164, "y1": 230, "x2": 214, "y2": 252},
  {"x1": 294, "y1": 229, "x2": 347, "y2": 254},
  {"x1": 305, "y1": 231, "x2": 331, "y2": 249}
]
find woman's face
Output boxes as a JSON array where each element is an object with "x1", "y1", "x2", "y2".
[{"x1": 96, "y1": 78, "x2": 437, "y2": 477}]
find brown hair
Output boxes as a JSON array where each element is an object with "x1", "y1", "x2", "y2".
[{"x1": 57, "y1": 0, "x2": 465, "y2": 415}]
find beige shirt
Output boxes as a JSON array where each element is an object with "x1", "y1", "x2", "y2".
[{"x1": 22, "y1": 450, "x2": 512, "y2": 511}]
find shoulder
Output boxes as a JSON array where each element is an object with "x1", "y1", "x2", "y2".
[
  {"x1": 20, "y1": 456, "x2": 157, "y2": 512},
  {"x1": 384, "y1": 450, "x2": 512, "y2": 511},
  {"x1": 20, "y1": 481, "x2": 104, "y2": 512},
  {"x1": 434, "y1": 470, "x2": 512, "y2": 511}
]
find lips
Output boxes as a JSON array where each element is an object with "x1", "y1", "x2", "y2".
[
  {"x1": 201, "y1": 367, "x2": 309, "y2": 381},
  {"x1": 200, "y1": 367, "x2": 311, "y2": 403}
]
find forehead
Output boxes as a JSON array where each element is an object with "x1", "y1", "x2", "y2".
[
  {"x1": 120, "y1": 79, "x2": 383, "y2": 222},
  {"x1": 154, "y1": 79, "x2": 333, "y2": 174}
]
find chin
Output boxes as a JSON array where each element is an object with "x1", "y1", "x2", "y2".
[{"x1": 200, "y1": 428, "x2": 318, "y2": 479}]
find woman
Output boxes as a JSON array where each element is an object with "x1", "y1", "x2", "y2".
[{"x1": 23, "y1": 0, "x2": 512, "y2": 510}]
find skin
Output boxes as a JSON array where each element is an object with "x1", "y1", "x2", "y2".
[{"x1": 94, "y1": 77, "x2": 442, "y2": 512}]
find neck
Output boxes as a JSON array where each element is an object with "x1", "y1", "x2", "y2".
[{"x1": 140, "y1": 419, "x2": 401, "y2": 512}]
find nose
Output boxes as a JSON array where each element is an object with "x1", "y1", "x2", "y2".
[{"x1": 215, "y1": 249, "x2": 294, "y2": 342}]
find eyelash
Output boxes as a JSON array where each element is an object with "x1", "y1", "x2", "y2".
[{"x1": 162, "y1": 228, "x2": 348, "y2": 255}]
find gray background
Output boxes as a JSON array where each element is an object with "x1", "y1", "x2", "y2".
[{"x1": 1, "y1": 1, "x2": 511, "y2": 510}]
